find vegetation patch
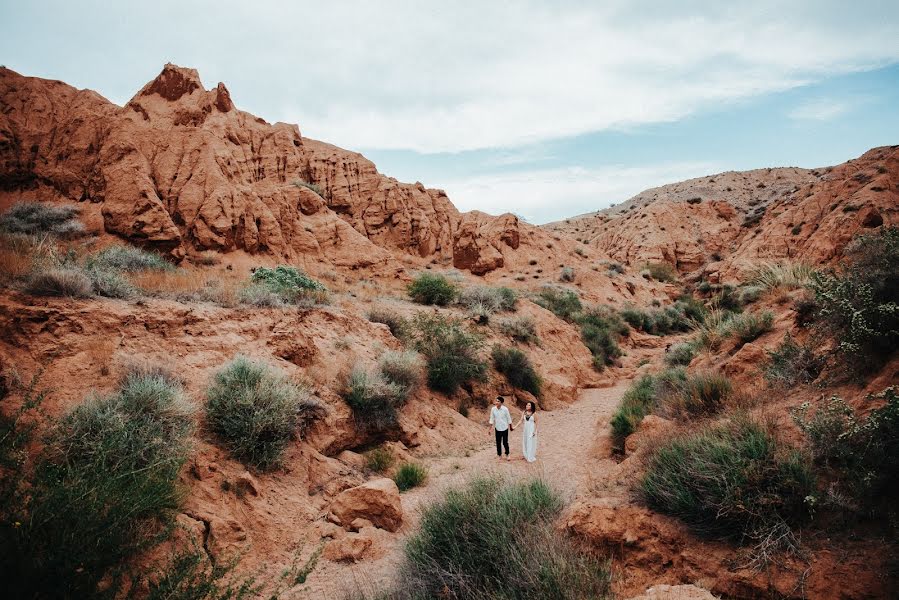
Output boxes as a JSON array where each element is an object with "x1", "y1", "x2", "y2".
[
  {"x1": 763, "y1": 333, "x2": 823, "y2": 387},
  {"x1": 0, "y1": 201, "x2": 84, "y2": 237},
  {"x1": 642, "y1": 261, "x2": 678, "y2": 282},
  {"x1": 749, "y1": 261, "x2": 816, "y2": 292},
  {"x1": 665, "y1": 341, "x2": 697, "y2": 367},
  {"x1": 730, "y1": 310, "x2": 774, "y2": 345},
  {"x1": 365, "y1": 447, "x2": 395, "y2": 473},
  {"x1": 87, "y1": 245, "x2": 172, "y2": 273},
  {"x1": 366, "y1": 306, "x2": 410, "y2": 340},
  {"x1": 491, "y1": 346, "x2": 541, "y2": 396},
  {"x1": 533, "y1": 285, "x2": 582, "y2": 321},
  {"x1": 393, "y1": 462, "x2": 428, "y2": 492},
  {"x1": 497, "y1": 315, "x2": 540, "y2": 345},
  {"x1": 577, "y1": 305, "x2": 627, "y2": 370},
  {"x1": 457, "y1": 285, "x2": 517, "y2": 318},
  {"x1": 408, "y1": 273, "x2": 457, "y2": 306},
  {"x1": 409, "y1": 313, "x2": 487, "y2": 394},
  {"x1": 206, "y1": 356, "x2": 322, "y2": 470},
  {"x1": 250, "y1": 265, "x2": 329, "y2": 307}
]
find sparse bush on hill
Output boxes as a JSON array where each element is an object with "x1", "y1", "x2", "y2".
[
  {"x1": 763, "y1": 333, "x2": 823, "y2": 387},
  {"x1": 366, "y1": 306, "x2": 410, "y2": 340},
  {"x1": 749, "y1": 261, "x2": 816, "y2": 292},
  {"x1": 392, "y1": 476, "x2": 611, "y2": 599},
  {"x1": 365, "y1": 447, "x2": 395, "y2": 473},
  {"x1": 491, "y1": 346, "x2": 541, "y2": 396},
  {"x1": 497, "y1": 315, "x2": 540, "y2": 345},
  {"x1": 692, "y1": 308, "x2": 735, "y2": 351},
  {"x1": 144, "y1": 544, "x2": 261, "y2": 600},
  {"x1": 206, "y1": 356, "x2": 322, "y2": 470},
  {"x1": 457, "y1": 285, "x2": 517, "y2": 318},
  {"x1": 0, "y1": 201, "x2": 84, "y2": 237},
  {"x1": 610, "y1": 374, "x2": 656, "y2": 447},
  {"x1": 410, "y1": 313, "x2": 487, "y2": 394},
  {"x1": 812, "y1": 227, "x2": 899, "y2": 372},
  {"x1": 408, "y1": 273, "x2": 457, "y2": 306},
  {"x1": 619, "y1": 298, "x2": 701, "y2": 336},
  {"x1": 533, "y1": 285, "x2": 582, "y2": 321},
  {"x1": 393, "y1": 462, "x2": 428, "y2": 492},
  {"x1": 559, "y1": 266, "x2": 575, "y2": 282},
  {"x1": 577, "y1": 306, "x2": 626, "y2": 370},
  {"x1": 87, "y1": 245, "x2": 172, "y2": 273},
  {"x1": 642, "y1": 261, "x2": 677, "y2": 282},
  {"x1": 2, "y1": 371, "x2": 194, "y2": 598},
  {"x1": 24, "y1": 266, "x2": 94, "y2": 298},
  {"x1": 665, "y1": 342, "x2": 697, "y2": 367},
  {"x1": 250, "y1": 265, "x2": 329, "y2": 307},
  {"x1": 641, "y1": 418, "x2": 814, "y2": 544},
  {"x1": 345, "y1": 366, "x2": 406, "y2": 431},
  {"x1": 379, "y1": 350, "x2": 425, "y2": 396},
  {"x1": 293, "y1": 179, "x2": 324, "y2": 196},
  {"x1": 730, "y1": 310, "x2": 774, "y2": 345}
]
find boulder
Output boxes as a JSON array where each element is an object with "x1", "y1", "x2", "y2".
[
  {"x1": 626, "y1": 584, "x2": 718, "y2": 600},
  {"x1": 323, "y1": 533, "x2": 372, "y2": 562},
  {"x1": 330, "y1": 478, "x2": 403, "y2": 532}
]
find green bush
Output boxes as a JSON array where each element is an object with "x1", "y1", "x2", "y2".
[
  {"x1": 0, "y1": 201, "x2": 84, "y2": 237},
  {"x1": 366, "y1": 307, "x2": 410, "y2": 340},
  {"x1": 393, "y1": 462, "x2": 428, "y2": 492},
  {"x1": 379, "y1": 350, "x2": 425, "y2": 394},
  {"x1": 87, "y1": 245, "x2": 172, "y2": 272},
  {"x1": 730, "y1": 310, "x2": 774, "y2": 344},
  {"x1": 250, "y1": 265, "x2": 329, "y2": 306},
  {"x1": 812, "y1": 227, "x2": 899, "y2": 371},
  {"x1": 206, "y1": 356, "x2": 322, "y2": 470},
  {"x1": 577, "y1": 306, "x2": 626, "y2": 370},
  {"x1": 610, "y1": 374, "x2": 657, "y2": 448},
  {"x1": 664, "y1": 371, "x2": 732, "y2": 418},
  {"x1": 792, "y1": 387, "x2": 898, "y2": 504},
  {"x1": 144, "y1": 546, "x2": 261, "y2": 600},
  {"x1": 395, "y1": 476, "x2": 611, "y2": 599},
  {"x1": 497, "y1": 315, "x2": 539, "y2": 345},
  {"x1": 408, "y1": 273, "x2": 457, "y2": 306},
  {"x1": 642, "y1": 261, "x2": 678, "y2": 282},
  {"x1": 710, "y1": 284, "x2": 743, "y2": 313},
  {"x1": 344, "y1": 366, "x2": 407, "y2": 431},
  {"x1": 665, "y1": 342, "x2": 696, "y2": 366},
  {"x1": 749, "y1": 262, "x2": 816, "y2": 292},
  {"x1": 692, "y1": 309, "x2": 735, "y2": 351},
  {"x1": 86, "y1": 265, "x2": 137, "y2": 299},
  {"x1": 2, "y1": 371, "x2": 194, "y2": 598},
  {"x1": 763, "y1": 333, "x2": 823, "y2": 387},
  {"x1": 491, "y1": 346, "x2": 541, "y2": 396},
  {"x1": 24, "y1": 266, "x2": 93, "y2": 297},
  {"x1": 533, "y1": 285, "x2": 582, "y2": 321},
  {"x1": 293, "y1": 179, "x2": 324, "y2": 196},
  {"x1": 365, "y1": 447, "x2": 395, "y2": 473},
  {"x1": 559, "y1": 266, "x2": 575, "y2": 282},
  {"x1": 641, "y1": 418, "x2": 814, "y2": 541},
  {"x1": 238, "y1": 283, "x2": 285, "y2": 307},
  {"x1": 457, "y1": 285, "x2": 517, "y2": 317},
  {"x1": 410, "y1": 313, "x2": 487, "y2": 394}
]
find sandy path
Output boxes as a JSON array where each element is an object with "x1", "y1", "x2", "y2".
[{"x1": 296, "y1": 382, "x2": 629, "y2": 598}]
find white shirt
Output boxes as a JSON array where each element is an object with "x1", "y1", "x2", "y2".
[{"x1": 489, "y1": 405, "x2": 512, "y2": 431}]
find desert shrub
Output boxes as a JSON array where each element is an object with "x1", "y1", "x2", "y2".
[
  {"x1": 408, "y1": 273, "x2": 457, "y2": 306},
  {"x1": 763, "y1": 334, "x2": 823, "y2": 387},
  {"x1": 619, "y1": 302, "x2": 696, "y2": 336},
  {"x1": 675, "y1": 295, "x2": 707, "y2": 323},
  {"x1": 792, "y1": 387, "x2": 898, "y2": 504},
  {"x1": 642, "y1": 261, "x2": 677, "y2": 282},
  {"x1": 144, "y1": 546, "x2": 261, "y2": 600},
  {"x1": 206, "y1": 356, "x2": 322, "y2": 470},
  {"x1": 250, "y1": 265, "x2": 329, "y2": 306},
  {"x1": 577, "y1": 306, "x2": 626, "y2": 370},
  {"x1": 344, "y1": 366, "x2": 407, "y2": 431},
  {"x1": 365, "y1": 447, "x2": 395, "y2": 473},
  {"x1": 730, "y1": 310, "x2": 774, "y2": 344},
  {"x1": 393, "y1": 462, "x2": 428, "y2": 492},
  {"x1": 534, "y1": 285, "x2": 582, "y2": 321},
  {"x1": 663, "y1": 371, "x2": 732, "y2": 418},
  {"x1": 0, "y1": 201, "x2": 84, "y2": 237},
  {"x1": 86, "y1": 265, "x2": 138, "y2": 299},
  {"x1": 749, "y1": 262, "x2": 816, "y2": 292},
  {"x1": 24, "y1": 266, "x2": 93, "y2": 298},
  {"x1": 3, "y1": 372, "x2": 194, "y2": 598},
  {"x1": 396, "y1": 476, "x2": 611, "y2": 600},
  {"x1": 641, "y1": 418, "x2": 814, "y2": 542},
  {"x1": 610, "y1": 374, "x2": 657, "y2": 447},
  {"x1": 497, "y1": 315, "x2": 539, "y2": 345},
  {"x1": 457, "y1": 285, "x2": 517, "y2": 317},
  {"x1": 87, "y1": 245, "x2": 172, "y2": 272},
  {"x1": 812, "y1": 227, "x2": 899, "y2": 371},
  {"x1": 738, "y1": 285, "x2": 764, "y2": 305},
  {"x1": 379, "y1": 350, "x2": 425, "y2": 395},
  {"x1": 710, "y1": 283, "x2": 743, "y2": 312},
  {"x1": 559, "y1": 266, "x2": 575, "y2": 282},
  {"x1": 491, "y1": 346, "x2": 541, "y2": 396},
  {"x1": 366, "y1": 307, "x2": 410, "y2": 340},
  {"x1": 293, "y1": 179, "x2": 324, "y2": 196},
  {"x1": 665, "y1": 342, "x2": 696, "y2": 366},
  {"x1": 606, "y1": 262, "x2": 625, "y2": 275},
  {"x1": 692, "y1": 309, "x2": 735, "y2": 351},
  {"x1": 238, "y1": 283, "x2": 285, "y2": 307},
  {"x1": 410, "y1": 313, "x2": 487, "y2": 394}
]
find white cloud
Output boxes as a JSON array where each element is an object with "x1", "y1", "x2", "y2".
[
  {"x1": 435, "y1": 161, "x2": 720, "y2": 224},
  {"x1": 789, "y1": 98, "x2": 851, "y2": 120}
]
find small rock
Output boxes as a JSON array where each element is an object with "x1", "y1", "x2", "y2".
[
  {"x1": 330, "y1": 478, "x2": 403, "y2": 532},
  {"x1": 349, "y1": 518, "x2": 373, "y2": 532},
  {"x1": 234, "y1": 471, "x2": 260, "y2": 497},
  {"x1": 323, "y1": 534, "x2": 372, "y2": 562}
]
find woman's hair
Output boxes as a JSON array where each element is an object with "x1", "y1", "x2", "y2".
[{"x1": 525, "y1": 401, "x2": 536, "y2": 413}]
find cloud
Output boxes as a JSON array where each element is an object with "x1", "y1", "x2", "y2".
[
  {"x1": 435, "y1": 161, "x2": 720, "y2": 224},
  {"x1": 788, "y1": 98, "x2": 851, "y2": 121}
]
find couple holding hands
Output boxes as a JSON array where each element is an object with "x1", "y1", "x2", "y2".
[{"x1": 488, "y1": 396, "x2": 538, "y2": 462}]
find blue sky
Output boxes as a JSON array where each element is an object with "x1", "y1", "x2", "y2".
[{"x1": 2, "y1": 1, "x2": 898, "y2": 223}]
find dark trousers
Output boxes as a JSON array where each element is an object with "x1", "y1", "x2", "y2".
[{"x1": 495, "y1": 428, "x2": 509, "y2": 456}]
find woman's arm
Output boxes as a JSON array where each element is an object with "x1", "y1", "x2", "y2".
[{"x1": 532, "y1": 414, "x2": 537, "y2": 436}]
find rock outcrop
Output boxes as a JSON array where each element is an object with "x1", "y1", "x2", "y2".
[{"x1": 329, "y1": 478, "x2": 403, "y2": 532}]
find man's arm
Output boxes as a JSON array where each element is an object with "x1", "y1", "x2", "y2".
[{"x1": 488, "y1": 408, "x2": 495, "y2": 426}]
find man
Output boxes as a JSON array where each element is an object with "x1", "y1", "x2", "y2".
[{"x1": 488, "y1": 396, "x2": 513, "y2": 460}]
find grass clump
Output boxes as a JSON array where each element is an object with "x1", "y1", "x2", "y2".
[
  {"x1": 491, "y1": 346, "x2": 541, "y2": 397},
  {"x1": 533, "y1": 285, "x2": 582, "y2": 321},
  {"x1": 642, "y1": 261, "x2": 678, "y2": 282},
  {"x1": 395, "y1": 476, "x2": 611, "y2": 600},
  {"x1": 250, "y1": 265, "x2": 329, "y2": 307},
  {"x1": 559, "y1": 266, "x2": 575, "y2": 282},
  {"x1": 24, "y1": 266, "x2": 93, "y2": 298},
  {"x1": 763, "y1": 333, "x2": 823, "y2": 387},
  {"x1": 345, "y1": 367, "x2": 406, "y2": 431},
  {"x1": 365, "y1": 447, "x2": 395, "y2": 473},
  {"x1": 641, "y1": 418, "x2": 814, "y2": 542},
  {"x1": 393, "y1": 462, "x2": 428, "y2": 492},
  {"x1": 811, "y1": 227, "x2": 899, "y2": 372},
  {"x1": 577, "y1": 306, "x2": 627, "y2": 370},
  {"x1": 366, "y1": 307, "x2": 410, "y2": 340},
  {"x1": 457, "y1": 285, "x2": 517, "y2": 318},
  {"x1": 409, "y1": 313, "x2": 487, "y2": 394},
  {"x1": 665, "y1": 342, "x2": 696, "y2": 367},
  {"x1": 619, "y1": 302, "x2": 697, "y2": 336},
  {"x1": 293, "y1": 179, "x2": 324, "y2": 196},
  {"x1": 408, "y1": 273, "x2": 457, "y2": 306},
  {"x1": 730, "y1": 310, "x2": 774, "y2": 344},
  {"x1": 86, "y1": 245, "x2": 172, "y2": 272},
  {"x1": 610, "y1": 374, "x2": 657, "y2": 447},
  {"x1": 144, "y1": 546, "x2": 261, "y2": 600},
  {"x1": 749, "y1": 261, "x2": 816, "y2": 292},
  {"x1": 2, "y1": 371, "x2": 194, "y2": 598},
  {"x1": 206, "y1": 356, "x2": 322, "y2": 470},
  {"x1": 692, "y1": 308, "x2": 735, "y2": 351},
  {"x1": 379, "y1": 350, "x2": 425, "y2": 394},
  {"x1": 497, "y1": 315, "x2": 539, "y2": 345},
  {"x1": 0, "y1": 201, "x2": 84, "y2": 237}
]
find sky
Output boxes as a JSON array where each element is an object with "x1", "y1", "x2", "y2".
[{"x1": 2, "y1": 1, "x2": 898, "y2": 223}]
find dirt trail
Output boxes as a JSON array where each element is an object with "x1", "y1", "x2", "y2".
[{"x1": 297, "y1": 382, "x2": 630, "y2": 598}]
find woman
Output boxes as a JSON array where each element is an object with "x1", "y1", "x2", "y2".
[{"x1": 514, "y1": 401, "x2": 538, "y2": 462}]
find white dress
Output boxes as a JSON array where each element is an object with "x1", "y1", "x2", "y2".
[{"x1": 522, "y1": 414, "x2": 537, "y2": 462}]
